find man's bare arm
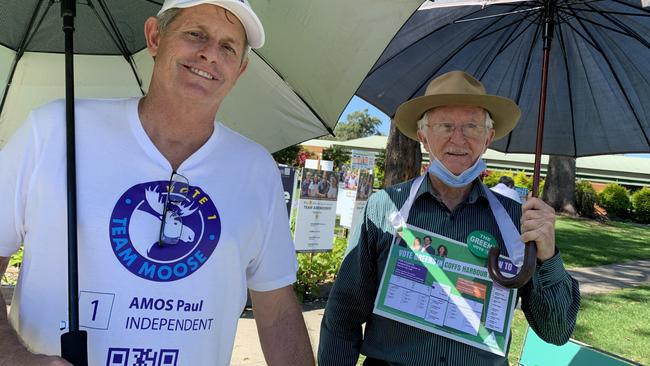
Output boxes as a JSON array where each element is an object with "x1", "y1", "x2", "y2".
[
  {"x1": 0, "y1": 257, "x2": 71, "y2": 366},
  {"x1": 250, "y1": 285, "x2": 315, "y2": 366}
]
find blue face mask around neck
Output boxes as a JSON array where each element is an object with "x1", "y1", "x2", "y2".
[{"x1": 427, "y1": 156, "x2": 486, "y2": 188}]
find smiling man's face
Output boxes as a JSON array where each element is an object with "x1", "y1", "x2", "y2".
[
  {"x1": 145, "y1": 4, "x2": 248, "y2": 107},
  {"x1": 417, "y1": 105, "x2": 495, "y2": 175}
]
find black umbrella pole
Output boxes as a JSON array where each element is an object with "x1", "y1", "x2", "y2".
[
  {"x1": 489, "y1": 0, "x2": 557, "y2": 290},
  {"x1": 532, "y1": 0, "x2": 555, "y2": 198},
  {"x1": 59, "y1": 1, "x2": 88, "y2": 365}
]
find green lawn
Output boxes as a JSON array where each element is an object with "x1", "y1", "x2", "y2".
[
  {"x1": 555, "y1": 216, "x2": 650, "y2": 268},
  {"x1": 358, "y1": 286, "x2": 650, "y2": 366},
  {"x1": 509, "y1": 284, "x2": 650, "y2": 366}
]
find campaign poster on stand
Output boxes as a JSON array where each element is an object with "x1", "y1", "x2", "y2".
[
  {"x1": 293, "y1": 169, "x2": 339, "y2": 252},
  {"x1": 347, "y1": 170, "x2": 374, "y2": 245},
  {"x1": 351, "y1": 150, "x2": 376, "y2": 171},
  {"x1": 338, "y1": 168, "x2": 362, "y2": 227},
  {"x1": 278, "y1": 166, "x2": 297, "y2": 219},
  {"x1": 336, "y1": 183, "x2": 357, "y2": 224}
]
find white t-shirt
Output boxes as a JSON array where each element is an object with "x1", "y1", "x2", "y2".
[
  {"x1": 0, "y1": 98, "x2": 297, "y2": 366},
  {"x1": 490, "y1": 183, "x2": 522, "y2": 203}
]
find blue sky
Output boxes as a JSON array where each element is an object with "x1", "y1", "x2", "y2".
[
  {"x1": 340, "y1": 96, "x2": 391, "y2": 135},
  {"x1": 340, "y1": 96, "x2": 650, "y2": 159}
]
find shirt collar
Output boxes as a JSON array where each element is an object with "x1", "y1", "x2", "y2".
[{"x1": 415, "y1": 173, "x2": 489, "y2": 205}]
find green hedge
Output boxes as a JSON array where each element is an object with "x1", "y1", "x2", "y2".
[
  {"x1": 631, "y1": 187, "x2": 650, "y2": 224},
  {"x1": 483, "y1": 170, "x2": 543, "y2": 196},
  {"x1": 598, "y1": 183, "x2": 631, "y2": 219}
]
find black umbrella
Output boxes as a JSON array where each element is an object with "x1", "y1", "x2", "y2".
[{"x1": 357, "y1": 0, "x2": 650, "y2": 288}]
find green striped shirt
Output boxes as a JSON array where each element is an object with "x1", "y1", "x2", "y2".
[{"x1": 318, "y1": 176, "x2": 580, "y2": 366}]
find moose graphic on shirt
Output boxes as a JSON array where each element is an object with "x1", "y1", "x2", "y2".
[{"x1": 128, "y1": 186, "x2": 198, "y2": 261}]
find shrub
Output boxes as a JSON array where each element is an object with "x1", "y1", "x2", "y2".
[
  {"x1": 272, "y1": 144, "x2": 301, "y2": 166},
  {"x1": 631, "y1": 187, "x2": 650, "y2": 224},
  {"x1": 598, "y1": 183, "x2": 631, "y2": 218},
  {"x1": 1, "y1": 246, "x2": 23, "y2": 286},
  {"x1": 374, "y1": 149, "x2": 386, "y2": 189},
  {"x1": 293, "y1": 236, "x2": 347, "y2": 302},
  {"x1": 483, "y1": 170, "x2": 514, "y2": 188},
  {"x1": 575, "y1": 180, "x2": 597, "y2": 218}
]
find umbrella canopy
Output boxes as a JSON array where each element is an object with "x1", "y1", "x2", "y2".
[
  {"x1": 0, "y1": 0, "x2": 424, "y2": 152},
  {"x1": 358, "y1": 0, "x2": 650, "y2": 157},
  {"x1": 359, "y1": 0, "x2": 650, "y2": 288}
]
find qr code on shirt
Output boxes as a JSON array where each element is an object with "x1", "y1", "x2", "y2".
[{"x1": 106, "y1": 347, "x2": 179, "y2": 366}]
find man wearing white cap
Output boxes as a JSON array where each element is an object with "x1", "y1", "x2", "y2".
[
  {"x1": 319, "y1": 71, "x2": 580, "y2": 365},
  {"x1": 0, "y1": 1, "x2": 313, "y2": 365}
]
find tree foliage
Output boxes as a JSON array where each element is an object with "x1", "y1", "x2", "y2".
[
  {"x1": 331, "y1": 109, "x2": 382, "y2": 141},
  {"x1": 321, "y1": 146, "x2": 351, "y2": 170},
  {"x1": 272, "y1": 145, "x2": 314, "y2": 167},
  {"x1": 373, "y1": 149, "x2": 386, "y2": 188},
  {"x1": 272, "y1": 144, "x2": 301, "y2": 166}
]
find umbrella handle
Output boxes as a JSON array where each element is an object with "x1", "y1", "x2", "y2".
[{"x1": 487, "y1": 243, "x2": 536, "y2": 288}]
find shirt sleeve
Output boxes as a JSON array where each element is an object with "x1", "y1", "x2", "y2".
[
  {"x1": 519, "y1": 249, "x2": 581, "y2": 345},
  {"x1": 245, "y1": 168, "x2": 298, "y2": 292},
  {"x1": 0, "y1": 115, "x2": 38, "y2": 257},
  {"x1": 318, "y1": 198, "x2": 380, "y2": 365}
]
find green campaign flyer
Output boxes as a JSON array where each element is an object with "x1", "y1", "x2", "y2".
[{"x1": 373, "y1": 225, "x2": 519, "y2": 356}]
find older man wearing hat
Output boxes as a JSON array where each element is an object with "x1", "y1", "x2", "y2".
[
  {"x1": 318, "y1": 71, "x2": 580, "y2": 366},
  {"x1": 0, "y1": 1, "x2": 313, "y2": 365}
]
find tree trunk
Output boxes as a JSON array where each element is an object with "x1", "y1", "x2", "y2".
[
  {"x1": 542, "y1": 155, "x2": 577, "y2": 215},
  {"x1": 383, "y1": 122, "x2": 422, "y2": 187}
]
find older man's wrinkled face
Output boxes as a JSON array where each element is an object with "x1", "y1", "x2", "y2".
[{"x1": 417, "y1": 105, "x2": 495, "y2": 176}]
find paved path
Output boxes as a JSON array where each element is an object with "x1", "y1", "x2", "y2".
[
  {"x1": 230, "y1": 259, "x2": 650, "y2": 365},
  {"x1": 566, "y1": 259, "x2": 650, "y2": 294}
]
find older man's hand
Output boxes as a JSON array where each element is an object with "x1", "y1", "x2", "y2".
[{"x1": 520, "y1": 197, "x2": 556, "y2": 262}]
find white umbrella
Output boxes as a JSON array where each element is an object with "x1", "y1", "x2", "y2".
[{"x1": 0, "y1": 0, "x2": 423, "y2": 152}]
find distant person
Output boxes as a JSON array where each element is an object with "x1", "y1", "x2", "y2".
[
  {"x1": 348, "y1": 173, "x2": 358, "y2": 190},
  {"x1": 411, "y1": 237, "x2": 422, "y2": 252},
  {"x1": 317, "y1": 173, "x2": 331, "y2": 198},
  {"x1": 421, "y1": 236, "x2": 435, "y2": 255},
  {"x1": 490, "y1": 175, "x2": 522, "y2": 203},
  {"x1": 309, "y1": 176, "x2": 319, "y2": 197},
  {"x1": 327, "y1": 176, "x2": 338, "y2": 199},
  {"x1": 301, "y1": 172, "x2": 313, "y2": 197},
  {"x1": 436, "y1": 245, "x2": 448, "y2": 257}
]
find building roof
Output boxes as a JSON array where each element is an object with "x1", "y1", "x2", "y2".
[{"x1": 301, "y1": 136, "x2": 650, "y2": 186}]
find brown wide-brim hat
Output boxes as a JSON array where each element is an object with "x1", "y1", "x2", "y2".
[{"x1": 394, "y1": 71, "x2": 521, "y2": 141}]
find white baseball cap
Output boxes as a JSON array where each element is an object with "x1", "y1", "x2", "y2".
[{"x1": 157, "y1": 0, "x2": 265, "y2": 49}]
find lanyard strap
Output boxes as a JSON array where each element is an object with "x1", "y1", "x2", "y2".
[
  {"x1": 481, "y1": 184, "x2": 525, "y2": 267},
  {"x1": 388, "y1": 174, "x2": 426, "y2": 229},
  {"x1": 389, "y1": 175, "x2": 524, "y2": 267}
]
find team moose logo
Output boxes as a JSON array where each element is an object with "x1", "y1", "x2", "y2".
[{"x1": 109, "y1": 181, "x2": 221, "y2": 282}]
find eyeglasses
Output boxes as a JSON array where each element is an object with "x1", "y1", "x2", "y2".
[
  {"x1": 158, "y1": 172, "x2": 190, "y2": 247},
  {"x1": 427, "y1": 122, "x2": 488, "y2": 139}
]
